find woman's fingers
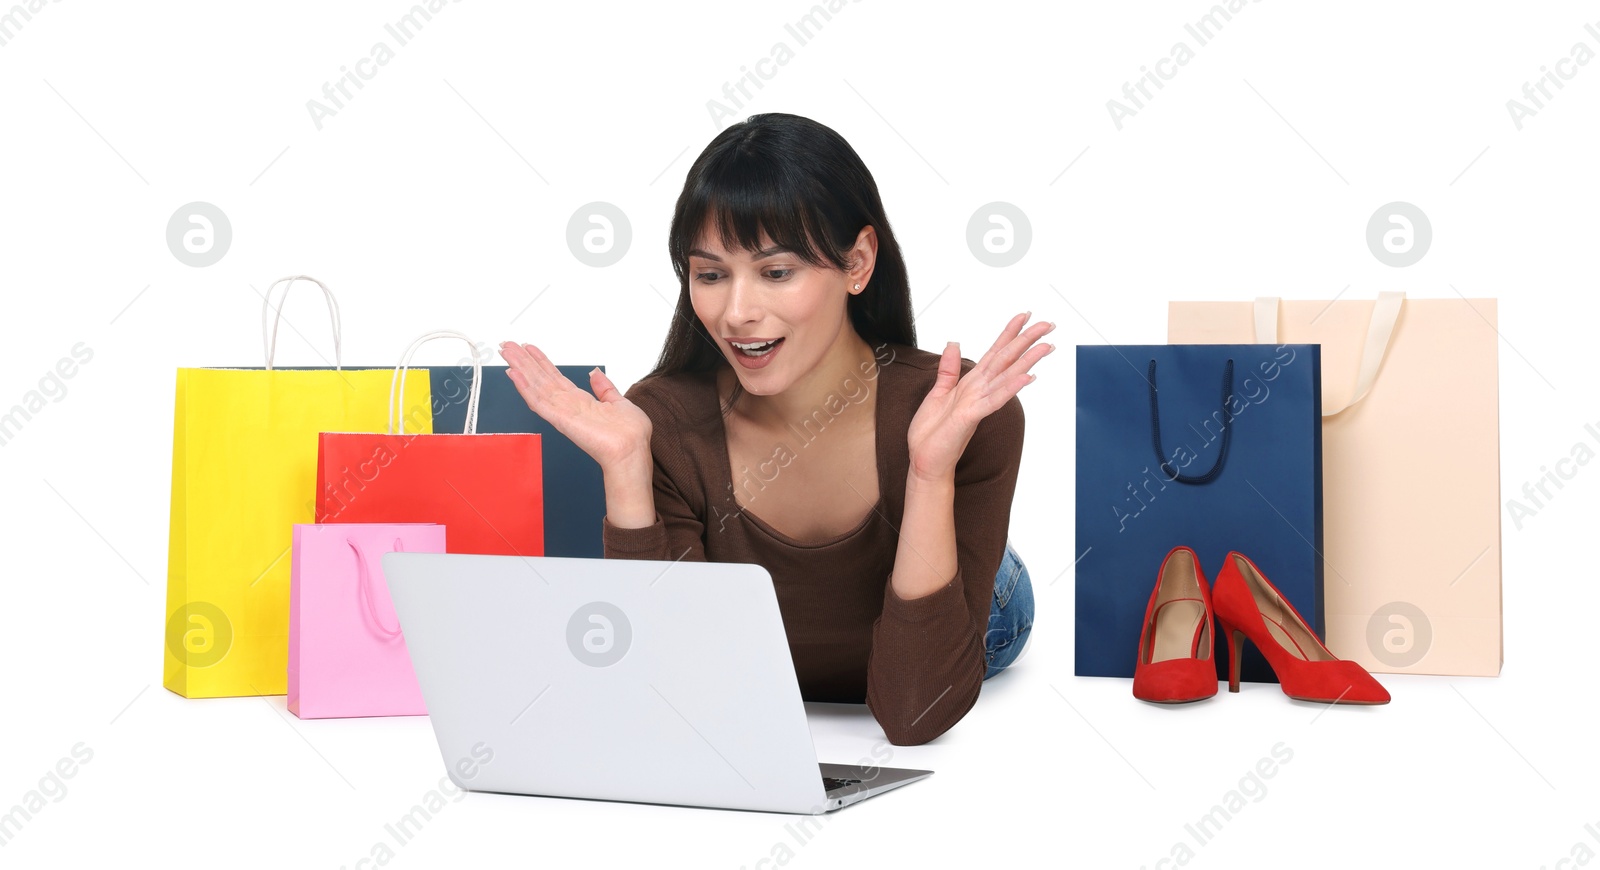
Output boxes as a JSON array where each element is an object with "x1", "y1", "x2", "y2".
[
  {"x1": 524, "y1": 342, "x2": 563, "y2": 375},
  {"x1": 974, "y1": 313, "x2": 1053, "y2": 377},
  {"x1": 1010, "y1": 340, "x2": 1053, "y2": 386},
  {"x1": 519, "y1": 341, "x2": 568, "y2": 384},
  {"x1": 963, "y1": 346, "x2": 1049, "y2": 420},
  {"x1": 500, "y1": 340, "x2": 582, "y2": 416},
  {"x1": 968, "y1": 319, "x2": 1055, "y2": 414},
  {"x1": 590, "y1": 368, "x2": 624, "y2": 403},
  {"x1": 990, "y1": 325, "x2": 1052, "y2": 380},
  {"x1": 499, "y1": 344, "x2": 544, "y2": 392},
  {"x1": 973, "y1": 312, "x2": 1029, "y2": 377},
  {"x1": 498, "y1": 341, "x2": 537, "y2": 374}
]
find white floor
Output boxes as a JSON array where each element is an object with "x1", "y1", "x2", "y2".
[{"x1": 0, "y1": 625, "x2": 1582, "y2": 867}]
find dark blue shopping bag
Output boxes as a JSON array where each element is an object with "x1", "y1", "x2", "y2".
[
  {"x1": 432, "y1": 364, "x2": 606, "y2": 558},
  {"x1": 1074, "y1": 344, "x2": 1323, "y2": 684}
]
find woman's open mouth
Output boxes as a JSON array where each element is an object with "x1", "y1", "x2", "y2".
[{"x1": 728, "y1": 337, "x2": 785, "y2": 369}]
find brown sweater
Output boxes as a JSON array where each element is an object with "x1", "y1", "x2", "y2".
[{"x1": 601, "y1": 341, "x2": 1024, "y2": 745}]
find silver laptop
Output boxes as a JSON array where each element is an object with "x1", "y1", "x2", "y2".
[{"x1": 382, "y1": 551, "x2": 933, "y2": 814}]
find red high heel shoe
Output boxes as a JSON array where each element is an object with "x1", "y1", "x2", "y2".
[
  {"x1": 1132, "y1": 546, "x2": 1218, "y2": 703},
  {"x1": 1212, "y1": 551, "x2": 1390, "y2": 705}
]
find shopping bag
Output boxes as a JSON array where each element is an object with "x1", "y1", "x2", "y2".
[
  {"x1": 288, "y1": 522, "x2": 445, "y2": 718},
  {"x1": 1075, "y1": 343, "x2": 1324, "y2": 683},
  {"x1": 165, "y1": 276, "x2": 433, "y2": 699},
  {"x1": 315, "y1": 331, "x2": 544, "y2": 556},
  {"x1": 431, "y1": 357, "x2": 606, "y2": 557},
  {"x1": 1169, "y1": 293, "x2": 1502, "y2": 676}
]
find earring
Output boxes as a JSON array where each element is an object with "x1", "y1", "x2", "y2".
[{"x1": 854, "y1": 283, "x2": 862, "y2": 290}]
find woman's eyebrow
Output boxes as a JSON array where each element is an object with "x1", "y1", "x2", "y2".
[{"x1": 688, "y1": 245, "x2": 793, "y2": 262}]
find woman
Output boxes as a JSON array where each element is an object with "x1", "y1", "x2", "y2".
[{"x1": 498, "y1": 113, "x2": 1053, "y2": 746}]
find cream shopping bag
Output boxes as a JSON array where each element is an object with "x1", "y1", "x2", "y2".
[{"x1": 1168, "y1": 293, "x2": 1502, "y2": 676}]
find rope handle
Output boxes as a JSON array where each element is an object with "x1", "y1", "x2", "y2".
[
  {"x1": 262, "y1": 275, "x2": 342, "y2": 371},
  {"x1": 348, "y1": 537, "x2": 404, "y2": 640},
  {"x1": 387, "y1": 330, "x2": 483, "y2": 435},
  {"x1": 1148, "y1": 358, "x2": 1234, "y2": 485}
]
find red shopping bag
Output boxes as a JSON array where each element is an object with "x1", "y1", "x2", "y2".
[{"x1": 315, "y1": 331, "x2": 544, "y2": 556}]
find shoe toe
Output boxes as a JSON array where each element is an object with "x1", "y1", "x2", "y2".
[
  {"x1": 1133, "y1": 658, "x2": 1219, "y2": 703},
  {"x1": 1287, "y1": 661, "x2": 1391, "y2": 705},
  {"x1": 1334, "y1": 661, "x2": 1391, "y2": 704}
]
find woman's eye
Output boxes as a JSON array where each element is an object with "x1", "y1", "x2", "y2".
[
  {"x1": 694, "y1": 272, "x2": 721, "y2": 283},
  {"x1": 766, "y1": 269, "x2": 792, "y2": 281}
]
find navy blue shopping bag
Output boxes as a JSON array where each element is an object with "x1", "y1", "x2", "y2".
[
  {"x1": 1074, "y1": 344, "x2": 1323, "y2": 684},
  {"x1": 432, "y1": 364, "x2": 607, "y2": 558}
]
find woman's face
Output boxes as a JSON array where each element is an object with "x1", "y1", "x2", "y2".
[{"x1": 687, "y1": 223, "x2": 874, "y2": 397}]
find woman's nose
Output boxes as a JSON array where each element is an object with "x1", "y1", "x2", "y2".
[{"x1": 724, "y1": 274, "x2": 762, "y2": 322}]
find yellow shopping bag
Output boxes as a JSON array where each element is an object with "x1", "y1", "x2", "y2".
[{"x1": 164, "y1": 276, "x2": 434, "y2": 698}]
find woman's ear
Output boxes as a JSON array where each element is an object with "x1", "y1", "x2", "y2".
[{"x1": 847, "y1": 225, "x2": 878, "y2": 295}]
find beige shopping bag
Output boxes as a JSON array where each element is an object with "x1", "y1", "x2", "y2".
[{"x1": 1168, "y1": 293, "x2": 1502, "y2": 676}]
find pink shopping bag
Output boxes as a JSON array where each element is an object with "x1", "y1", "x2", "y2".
[{"x1": 288, "y1": 522, "x2": 446, "y2": 718}]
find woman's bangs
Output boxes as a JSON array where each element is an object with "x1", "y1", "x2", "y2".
[{"x1": 686, "y1": 168, "x2": 839, "y2": 269}]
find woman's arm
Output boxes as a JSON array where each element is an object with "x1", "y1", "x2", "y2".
[
  {"x1": 600, "y1": 387, "x2": 708, "y2": 563},
  {"x1": 864, "y1": 317, "x2": 1049, "y2": 745},
  {"x1": 602, "y1": 453, "x2": 659, "y2": 530},
  {"x1": 865, "y1": 394, "x2": 1025, "y2": 745},
  {"x1": 494, "y1": 341, "x2": 706, "y2": 563}
]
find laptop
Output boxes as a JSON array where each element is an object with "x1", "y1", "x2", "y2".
[{"x1": 382, "y1": 551, "x2": 933, "y2": 814}]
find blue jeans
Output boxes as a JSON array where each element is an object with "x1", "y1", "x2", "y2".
[{"x1": 983, "y1": 539, "x2": 1034, "y2": 680}]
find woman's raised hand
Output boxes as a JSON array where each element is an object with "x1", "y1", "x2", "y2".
[
  {"x1": 498, "y1": 341, "x2": 653, "y2": 474},
  {"x1": 906, "y1": 312, "x2": 1054, "y2": 482}
]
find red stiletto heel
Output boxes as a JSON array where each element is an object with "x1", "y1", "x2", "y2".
[
  {"x1": 1132, "y1": 546, "x2": 1219, "y2": 703},
  {"x1": 1211, "y1": 551, "x2": 1390, "y2": 705}
]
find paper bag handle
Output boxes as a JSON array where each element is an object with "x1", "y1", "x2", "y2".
[
  {"x1": 1147, "y1": 358, "x2": 1233, "y2": 485},
  {"x1": 349, "y1": 537, "x2": 405, "y2": 640},
  {"x1": 1253, "y1": 292, "x2": 1404, "y2": 417},
  {"x1": 388, "y1": 330, "x2": 484, "y2": 436},
  {"x1": 263, "y1": 275, "x2": 343, "y2": 371}
]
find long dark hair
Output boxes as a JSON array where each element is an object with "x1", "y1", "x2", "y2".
[{"x1": 645, "y1": 113, "x2": 916, "y2": 419}]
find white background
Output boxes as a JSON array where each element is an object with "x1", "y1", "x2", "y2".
[{"x1": 2, "y1": 1, "x2": 1596, "y2": 867}]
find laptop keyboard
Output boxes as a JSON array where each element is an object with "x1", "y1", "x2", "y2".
[{"x1": 822, "y1": 776, "x2": 863, "y2": 792}]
